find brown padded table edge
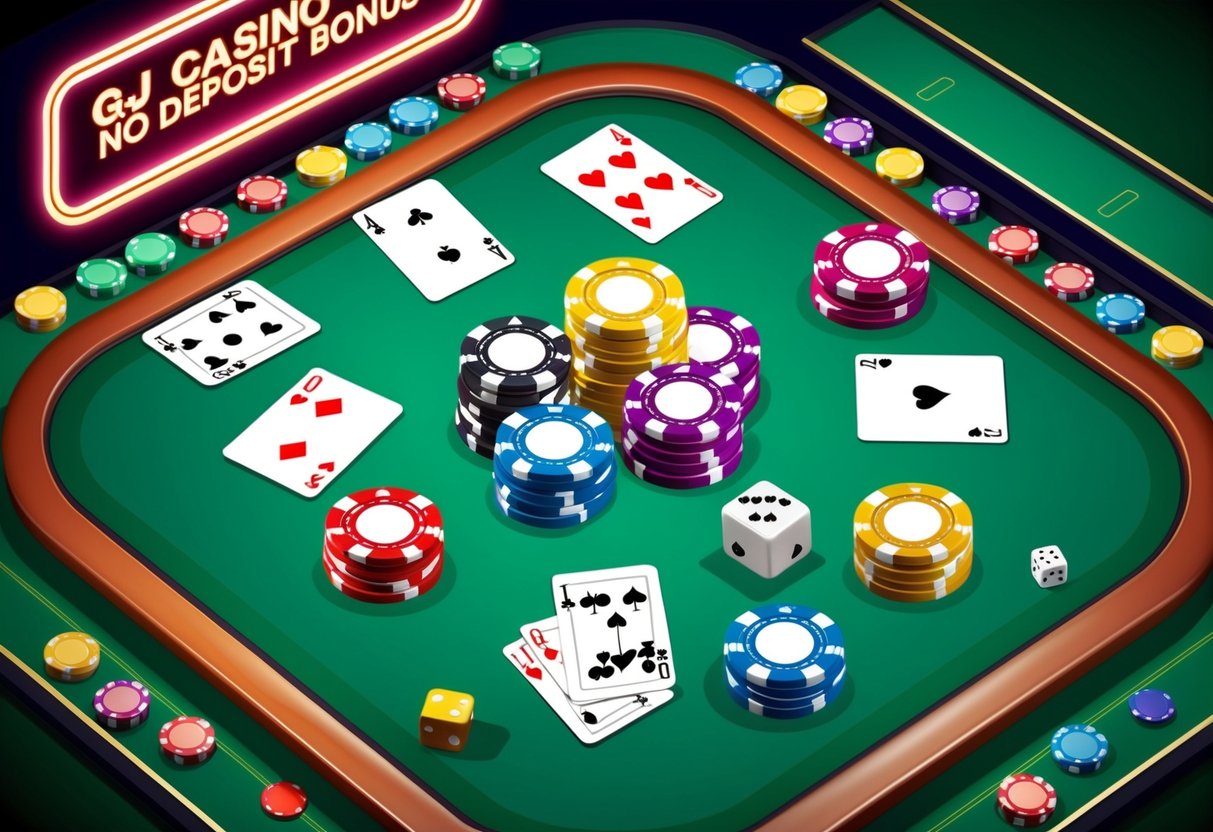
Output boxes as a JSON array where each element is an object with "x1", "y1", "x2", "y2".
[{"x1": 5, "y1": 64, "x2": 1213, "y2": 831}]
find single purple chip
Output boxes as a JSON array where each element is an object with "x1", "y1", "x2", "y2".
[
  {"x1": 931, "y1": 186, "x2": 981, "y2": 225},
  {"x1": 823, "y1": 117, "x2": 875, "y2": 156},
  {"x1": 93, "y1": 679, "x2": 152, "y2": 729},
  {"x1": 1128, "y1": 688, "x2": 1175, "y2": 724}
]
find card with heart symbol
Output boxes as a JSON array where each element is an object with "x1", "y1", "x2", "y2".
[
  {"x1": 854, "y1": 353, "x2": 1009, "y2": 444},
  {"x1": 551, "y1": 564, "x2": 675, "y2": 703},
  {"x1": 223, "y1": 368, "x2": 402, "y2": 498},
  {"x1": 540, "y1": 123, "x2": 723, "y2": 243},
  {"x1": 142, "y1": 280, "x2": 320, "y2": 386}
]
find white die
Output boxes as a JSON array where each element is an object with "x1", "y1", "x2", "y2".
[
  {"x1": 721, "y1": 481, "x2": 812, "y2": 579},
  {"x1": 1031, "y1": 546, "x2": 1068, "y2": 587}
]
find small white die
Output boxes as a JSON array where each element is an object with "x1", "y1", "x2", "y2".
[
  {"x1": 721, "y1": 481, "x2": 812, "y2": 579},
  {"x1": 1031, "y1": 546, "x2": 1067, "y2": 587}
]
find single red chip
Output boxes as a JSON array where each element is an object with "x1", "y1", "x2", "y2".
[
  {"x1": 261, "y1": 781, "x2": 308, "y2": 820},
  {"x1": 436, "y1": 73, "x2": 486, "y2": 110},
  {"x1": 159, "y1": 715, "x2": 216, "y2": 765},
  {"x1": 987, "y1": 225, "x2": 1039, "y2": 264},
  {"x1": 236, "y1": 175, "x2": 288, "y2": 213},
  {"x1": 996, "y1": 773, "x2": 1056, "y2": 825},
  {"x1": 178, "y1": 207, "x2": 229, "y2": 248}
]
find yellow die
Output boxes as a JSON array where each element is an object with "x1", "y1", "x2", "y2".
[{"x1": 419, "y1": 688, "x2": 474, "y2": 752}]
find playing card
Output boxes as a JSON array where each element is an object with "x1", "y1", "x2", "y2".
[
  {"x1": 353, "y1": 178, "x2": 514, "y2": 301},
  {"x1": 502, "y1": 637, "x2": 673, "y2": 745},
  {"x1": 855, "y1": 354, "x2": 1008, "y2": 443},
  {"x1": 551, "y1": 564, "x2": 675, "y2": 703},
  {"x1": 223, "y1": 368, "x2": 402, "y2": 497},
  {"x1": 520, "y1": 616, "x2": 608, "y2": 702},
  {"x1": 142, "y1": 280, "x2": 320, "y2": 386},
  {"x1": 541, "y1": 123, "x2": 723, "y2": 243}
]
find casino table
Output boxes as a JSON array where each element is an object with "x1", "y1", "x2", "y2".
[{"x1": 4, "y1": 23, "x2": 1213, "y2": 832}]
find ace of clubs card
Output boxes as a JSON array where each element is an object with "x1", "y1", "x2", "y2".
[
  {"x1": 223, "y1": 368, "x2": 402, "y2": 498},
  {"x1": 541, "y1": 123, "x2": 723, "y2": 243},
  {"x1": 353, "y1": 178, "x2": 514, "y2": 302},
  {"x1": 855, "y1": 353, "x2": 1009, "y2": 443},
  {"x1": 551, "y1": 564, "x2": 675, "y2": 703}
]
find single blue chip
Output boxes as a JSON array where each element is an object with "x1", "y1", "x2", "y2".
[
  {"x1": 342, "y1": 122, "x2": 392, "y2": 161},
  {"x1": 495, "y1": 405, "x2": 615, "y2": 485},
  {"x1": 723, "y1": 603, "x2": 846, "y2": 691},
  {"x1": 387, "y1": 96, "x2": 440, "y2": 135},
  {"x1": 1095, "y1": 293, "x2": 1146, "y2": 334},
  {"x1": 1051, "y1": 724, "x2": 1109, "y2": 774},
  {"x1": 1128, "y1": 688, "x2": 1175, "y2": 723},
  {"x1": 734, "y1": 62, "x2": 783, "y2": 97}
]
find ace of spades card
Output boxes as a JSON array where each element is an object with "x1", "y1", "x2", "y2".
[
  {"x1": 552, "y1": 564, "x2": 675, "y2": 703},
  {"x1": 541, "y1": 123, "x2": 723, "y2": 243},
  {"x1": 353, "y1": 178, "x2": 514, "y2": 301},
  {"x1": 141, "y1": 280, "x2": 320, "y2": 386},
  {"x1": 854, "y1": 353, "x2": 1009, "y2": 443}
]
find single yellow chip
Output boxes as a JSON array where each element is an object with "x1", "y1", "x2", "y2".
[
  {"x1": 44, "y1": 631, "x2": 101, "y2": 678},
  {"x1": 295, "y1": 146, "x2": 347, "y2": 182},
  {"x1": 875, "y1": 147, "x2": 925, "y2": 187},
  {"x1": 15, "y1": 286, "x2": 68, "y2": 322},
  {"x1": 775, "y1": 85, "x2": 828, "y2": 124},
  {"x1": 1152, "y1": 326, "x2": 1203, "y2": 360}
]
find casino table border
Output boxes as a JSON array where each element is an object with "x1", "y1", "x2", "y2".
[{"x1": 4, "y1": 64, "x2": 1212, "y2": 832}]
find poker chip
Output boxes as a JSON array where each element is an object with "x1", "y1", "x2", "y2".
[
  {"x1": 623, "y1": 444, "x2": 742, "y2": 489},
  {"x1": 822, "y1": 117, "x2": 875, "y2": 156},
  {"x1": 322, "y1": 542, "x2": 442, "y2": 591},
  {"x1": 178, "y1": 207, "x2": 229, "y2": 248},
  {"x1": 1151, "y1": 326, "x2": 1203, "y2": 369},
  {"x1": 325, "y1": 487, "x2": 443, "y2": 568},
  {"x1": 874, "y1": 147, "x2": 924, "y2": 187},
  {"x1": 1095, "y1": 293, "x2": 1146, "y2": 334},
  {"x1": 124, "y1": 233, "x2": 176, "y2": 276},
  {"x1": 14, "y1": 286, "x2": 68, "y2": 333},
  {"x1": 236, "y1": 175, "x2": 288, "y2": 213},
  {"x1": 814, "y1": 222, "x2": 931, "y2": 304},
  {"x1": 1128, "y1": 688, "x2": 1175, "y2": 723},
  {"x1": 460, "y1": 316, "x2": 571, "y2": 396},
  {"x1": 734, "y1": 62, "x2": 783, "y2": 97},
  {"x1": 687, "y1": 306, "x2": 761, "y2": 383},
  {"x1": 988, "y1": 225, "x2": 1039, "y2": 264},
  {"x1": 724, "y1": 665, "x2": 842, "y2": 718},
  {"x1": 295, "y1": 145, "x2": 347, "y2": 187},
  {"x1": 343, "y1": 122, "x2": 393, "y2": 161},
  {"x1": 324, "y1": 550, "x2": 444, "y2": 602},
  {"x1": 436, "y1": 73, "x2": 486, "y2": 110},
  {"x1": 261, "y1": 782, "x2": 308, "y2": 820},
  {"x1": 623, "y1": 362, "x2": 744, "y2": 447},
  {"x1": 492, "y1": 41, "x2": 542, "y2": 79},
  {"x1": 723, "y1": 603, "x2": 846, "y2": 693},
  {"x1": 775, "y1": 85, "x2": 828, "y2": 124},
  {"x1": 810, "y1": 277, "x2": 928, "y2": 330},
  {"x1": 1051, "y1": 724, "x2": 1109, "y2": 773},
  {"x1": 1043, "y1": 262, "x2": 1096, "y2": 302},
  {"x1": 624, "y1": 429, "x2": 742, "y2": 473},
  {"x1": 854, "y1": 539, "x2": 972, "y2": 587},
  {"x1": 387, "y1": 96, "x2": 440, "y2": 135},
  {"x1": 931, "y1": 185, "x2": 981, "y2": 224},
  {"x1": 75, "y1": 259, "x2": 127, "y2": 299},
  {"x1": 494, "y1": 486, "x2": 613, "y2": 529},
  {"x1": 159, "y1": 716, "x2": 216, "y2": 765},
  {"x1": 93, "y1": 680, "x2": 151, "y2": 729},
  {"x1": 495, "y1": 404, "x2": 615, "y2": 485},
  {"x1": 854, "y1": 482, "x2": 974, "y2": 569},
  {"x1": 44, "y1": 631, "x2": 101, "y2": 681},
  {"x1": 995, "y1": 774, "x2": 1056, "y2": 826}
]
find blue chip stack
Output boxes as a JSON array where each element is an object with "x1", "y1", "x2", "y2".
[
  {"x1": 1095, "y1": 293, "x2": 1147, "y2": 335},
  {"x1": 723, "y1": 603, "x2": 846, "y2": 719},
  {"x1": 1050, "y1": 724, "x2": 1109, "y2": 774},
  {"x1": 493, "y1": 404, "x2": 617, "y2": 528}
]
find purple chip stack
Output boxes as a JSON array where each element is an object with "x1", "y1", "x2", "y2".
[
  {"x1": 621, "y1": 363, "x2": 745, "y2": 489},
  {"x1": 822, "y1": 117, "x2": 875, "y2": 156},
  {"x1": 686, "y1": 307, "x2": 761, "y2": 419},
  {"x1": 931, "y1": 185, "x2": 981, "y2": 225}
]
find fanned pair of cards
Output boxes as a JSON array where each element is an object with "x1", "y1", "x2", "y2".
[{"x1": 503, "y1": 565, "x2": 676, "y2": 745}]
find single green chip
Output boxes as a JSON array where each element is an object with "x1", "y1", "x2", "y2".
[
  {"x1": 124, "y1": 233, "x2": 176, "y2": 275},
  {"x1": 75, "y1": 258, "x2": 128, "y2": 297},
  {"x1": 491, "y1": 42, "x2": 541, "y2": 80}
]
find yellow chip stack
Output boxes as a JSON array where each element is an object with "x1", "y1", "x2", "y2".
[
  {"x1": 1151, "y1": 326, "x2": 1203, "y2": 369},
  {"x1": 44, "y1": 631, "x2": 101, "y2": 682},
  {"x1": 875, "y1": 147, "x2": 925, "y2": 188},
  {"x1": 295, "y1": 145, "x2": 348, "y2": 188},
  {"x1": 852, "y1": 483, "x2": 974, "y2": 603},
  {"x1": 774, "y1": 84, "x2": 829, "y2": 125},
  {"x1": 564, "y1": 257, "x2": 688, "y2": 434},
  {"x1": 14, "y1": 286, "x2": 68, "y2": 333}
]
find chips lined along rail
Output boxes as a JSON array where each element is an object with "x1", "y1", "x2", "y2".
[
  {"x1": 1151, "y1": 326, "x2": 1203, "y2": 369},
  {"x1": 722, "y1": 603, "x2": 846, "y2": 718},
  {"x1": 75, "y1": 259, "x2": 127, "y2": 299},
  {"x1": 14, "y1": 285, "x2": 68, "y2": 332},
  {"x1": 687, "y1": 306, "x2": 762, "y2": 418},
  {"x1": 874, "y1": 147, "x2": 924, "y2": 187},
  {"x1": 436, "y1": 73, "x2": 486, "y2": 110},
  {"x1": 996, "y1": 774, "x2": 1057, "y2": 827},
  {"x1": 822, "y1": 117, "x2": 875, "y2": 156},
  {"x1": 93, "y1": 679, "x2": 151, "y2": 729},
  {"x1": 1095, "y1": 293, "x2": 1146, "y2": 334},
  {"x1": 160, "y1": 715, "x2": 216, "y2": 765},
  {"x1": 492, "y1": 42, "x2": 542, "y2": 79},
  {"x1": 295, "y1": 145, "x2": 347, "y2": 188},
  {"x1": 343, "y1": 122, "x2": 393, "y2": 161},
  {"x1": 811, "y1": 222, "x2": 931, "y2": 330},
  {"x1": 1051, "y1": 723, "x2": 1109, "y2": 774},
  {"x1": 236, "y1": 175, "x2": 288, "y2": 213},
  {"x1": 1043, "y1": 262, "x2": 1095, "y2": 302},
  {"x1": 931, "y1": 185, "x2": 981, "y2": 224},
  {"x1": 44, "y1": 631, "x2": 101, "y2": 682},
  {"x1": 853, "y1": 483, "x2": 974, "y2": 602},
  {"x1": 492, "y1": 404, "x2": 617, "y2": 528},
  {"x1": 734, "y1": 62, "x2": 783, "y2": 97},
  {"x1": 565, "y1": 258, "x2": 689, "y2": 433},
  {"x1": 322, "y1": 487, "x2": 446, "y2": 603},
  {"x1": 178, "y1": 207, "x2": 229, "y2": 248},
  {"x1": 125, "y1": 233, "x2": 176, "y2": 277},
  {"x1": 988, "y1": 225, "x2": 1039, "y2": 264}
]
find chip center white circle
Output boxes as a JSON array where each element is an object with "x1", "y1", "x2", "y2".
[
  {"x1": 884, "y1": 501, "x2": 942, "y2": 541},
  {"x1": 755, "y1": 621, "x2": 816, "y2": 664},
  {"x1": 843, "y1": 239, "x2": 901, "y2": 278},
  {"x1": 654, "y1": 380, "x2": 713, "y2": 420},
  {"x1": 488, "y1": 331, "x2": 545, "y2": 371},
  {"x1": 357, "y1": 504, "x2": 416, "y2": 543},
  {"x1": 596, "y1": 275, "x2": 654, "y2": 314},
  {"x1": 688, "y1": 323, "x2": 732, "y2": 363},
  {"x1": 526, "y1": 420, "x2": 584, "y2": 459}
]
